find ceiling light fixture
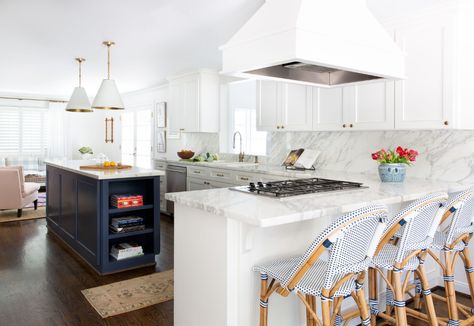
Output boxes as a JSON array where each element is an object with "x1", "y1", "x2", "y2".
[
  {"x1": 92, "y1": 41, "x2": 124, "y2": 110},
  {"x1": 65, "y1": 58, "x2": 93, "y2": 112}
]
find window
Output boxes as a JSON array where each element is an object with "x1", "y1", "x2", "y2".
[
  {"x1": 228, "y1": 80, "x2": 267, "y2": 156},
  {"x1": 0, "y1": 107, "x2": 49, "y2": 155},
  {"x1": 120, "y1": 108, "x2": 152, "y2": 168}
]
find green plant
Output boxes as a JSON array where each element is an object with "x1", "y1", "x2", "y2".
[{"x1": 78, "y1": 146, "x2": 93, "y2": 155}]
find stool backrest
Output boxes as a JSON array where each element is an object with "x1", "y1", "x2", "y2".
[
  {"x1": 443, "y1": 187, "x2": 474, "y2": 245},
  {"x1": 384, "y1": 192, "x2": 447, "y2": 263},
  {"x1": 283, "y1": 204, "x2": 388, "y2": 291}
]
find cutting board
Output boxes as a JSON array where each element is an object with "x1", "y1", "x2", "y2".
[{"x1": 79, "y1": 164, "x2": 133, "y2": 170}]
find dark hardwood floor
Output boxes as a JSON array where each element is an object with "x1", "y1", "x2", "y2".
[
  {"x1": 0, "y1": 214, "x2": 472, "y2": 325},
  {"x1": 0, "y1": 215, "x2": 174, "y2": 326}
]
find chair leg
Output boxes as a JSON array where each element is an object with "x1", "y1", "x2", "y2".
[
  {"x1": 305, "y1": 295, "x2": 316, "y2": 326},
  {"x1": 392, "y1": 270, "x2": 408, "y2": 326},
  {"x1": 416, "y1": 264, "x2": 437, "y2": 325},
  {"x1": 354, "y1": 288, "x2": 371, "y2": 325},
  {"x1": 460, "y1": 247, "x2": 474, "y2": 311},
  {"x1": 34, "y1": 199, "x2": 38, "y2": 210},
  {"x1": 413, "y1": 272, "x2": 422, "y2": 310},
  {"x1": 386, "y1": 270, "x2": 394, "y2": 316},
  {"x1": 369, "y1": 268, "x2": 379, "y2": 325},
  {"x1": 321, "y1": 290, "x2": 332, "y2": 326},
  {"x1": 443, "y1": 250, "x2": 460, "y2": 324},
  {"x1": 259, "y1": 273, "x2": 269, "y2": 326},
  {"x1": 17, "y1": 209, "x2": 22, "y2": 217}
]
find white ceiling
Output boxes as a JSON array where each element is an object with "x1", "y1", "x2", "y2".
[{"x1": 0, "y1": 0, "x2": 448, "y2": 97}]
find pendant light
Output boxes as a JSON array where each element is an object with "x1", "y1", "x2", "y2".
[
  {"x1": 65, "y1": 58, "x2": 93, "y2": 112},
  {"x1": 92, "y1": 41, "x2": 124, "y2": 110}
]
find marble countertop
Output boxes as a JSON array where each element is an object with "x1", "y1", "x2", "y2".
[
  {"x1": 45, "y1": 160, "x2": 165, "y2": 180},
  {"x1": 166, "y1": 168, "x2": 469, "y2": 227}
]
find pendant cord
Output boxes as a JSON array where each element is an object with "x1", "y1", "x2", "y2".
[
  {"x1": 78, "y1": 60, "x2": 82, "y2": 87},
  {"x1": 107, "y1": 44, "x2": 111, "y2": 79}
]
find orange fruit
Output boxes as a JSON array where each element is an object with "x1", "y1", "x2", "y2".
[{"x1": 103, "y1": 161, "x2": 110, "y2": 167}]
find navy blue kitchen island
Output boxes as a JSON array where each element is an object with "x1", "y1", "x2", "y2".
[{"x1": 45, "y1": 160, "x2": 165, "y2": 274}]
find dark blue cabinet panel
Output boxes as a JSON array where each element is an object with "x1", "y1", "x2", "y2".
[
  {"x1": 46, "y1": 167, "x2": 61, "y2": 226},
  {"x1": 77, "y1": 178, "x2": 99, "y2": 266},
  {"x1": 60, "y1": 172, "x2": 76, "y2": 239}
]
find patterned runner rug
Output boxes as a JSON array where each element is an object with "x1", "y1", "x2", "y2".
[
  {"x1": 0, "y1": 206, "x2": 46, "y2": 223},
  {"x1": 82, "y1": 270, "x2": 174, "y2": 318}
]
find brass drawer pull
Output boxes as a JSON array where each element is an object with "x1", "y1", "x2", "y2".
[
  {"x1": 240, "y1": 177, "x2": 249, "y2": 181},
  {"x1": 216, "y1": 173, "x2": 225, "y2": 177},
  {"x1": 193, "y1": 170, "x2": 201, "y2": 174}
]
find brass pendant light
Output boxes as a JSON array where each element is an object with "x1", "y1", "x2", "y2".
[
  {"x1": 92, "y1": 41, "x2": 124, "y2": 110},
  {"x1": 65, "y1": 58, "x2": 93, "y2": 112}
]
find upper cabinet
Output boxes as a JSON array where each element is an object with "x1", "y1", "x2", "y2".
[
  {"x1": 167, "y1": 70, "x2": 219, "y2": 133},
  {"x1": 256, "y1": 81, "x2": 312, "y2": 131}
]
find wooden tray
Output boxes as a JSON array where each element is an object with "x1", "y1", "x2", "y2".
[{"x1": 79, "y1": 164, "x2": 133, "y2": 170}]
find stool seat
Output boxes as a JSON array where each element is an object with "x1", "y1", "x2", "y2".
[
  {"x1": 431, "y1": 231, "x2": 467, "y2": 251},
  {"x1": 371, "y1": 244, "x2": 420, "y2": 271},
  {"x1": 255, "y1": 257, "x2": 366, "y2": 297}
]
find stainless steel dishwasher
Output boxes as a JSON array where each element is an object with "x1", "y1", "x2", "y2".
[{"x1": 166, "y1": 164, "x2": 187, "y2": 214}]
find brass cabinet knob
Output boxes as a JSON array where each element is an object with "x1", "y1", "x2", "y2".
[
  {"x1": 342, "y1": 124, "x2": 346, "y2": 128},
  {"x1": 444, "y1": 121, "x2": 449, "y2": 126},
  {"x1": 349, "y1": 124, "x2": 353, "y2": 128},
  {"x1": 277, "y1": 126, "x2": 280, "y2": 129},
  {"x1": 281, "y1": 125, "x2": 285, "y2": 129}
]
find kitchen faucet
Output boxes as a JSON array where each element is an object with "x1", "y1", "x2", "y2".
[{"x1": 232, "y1": 131, "x2": 245, "y2": 162}]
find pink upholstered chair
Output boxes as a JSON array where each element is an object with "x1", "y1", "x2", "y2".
[{"x1": 0, "y1": 166, "x2": 40, "y2": 217}]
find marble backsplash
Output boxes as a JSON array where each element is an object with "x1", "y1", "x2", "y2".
[{"x1": 267, "y1": 130, "x2": 474, "y2": 183}]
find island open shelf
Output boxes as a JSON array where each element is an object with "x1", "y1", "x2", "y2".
[{"x1": 45, "y1": 162, "x2": 162, "y2": 275}]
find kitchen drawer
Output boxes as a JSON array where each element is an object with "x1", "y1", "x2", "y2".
[
  {"x1": 187, "y1": 166, "x2": 210, "y2": 178},
  {"x1": 155, "y1": 161, "x2": 167, "y2": 170},
  {"x1": 233, "y1": 172, "x2": 257, "y2": 185},
  {"x1": 210, "y1": 169, "x2": 232, "y2": 182}
]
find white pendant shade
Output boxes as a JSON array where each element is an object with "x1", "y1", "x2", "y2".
[
  {"x1": 65, "y1": 86, "x2": 92, "y2": 112},
  {"x1": 92, "y1": 79, "x2": 124, "y2": 110}
]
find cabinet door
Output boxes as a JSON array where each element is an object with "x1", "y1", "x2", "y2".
[
  {"x1": 182, "y1": 78, "x2": 200, "y2": 132},
  {"x1": 187, "y1": 177, "x2": 211, "y2": 191},
  {"x1": 168, "y1": 82, "x2": 184, "y2": 133},
  {"x1": 280, "y1": 83, "x2": 313, "y2": 131},
  {"x1": 348, "y1": 81, "x2": 395, "y2": 130},
  {"x1": 313, "y1": 87, "x2": 345, "y2": 130},
  {"x1": 256, "y1": 80, "x2": 280, "y2": 131},
  {"x1": 394, "y1": 21, "x2": 454, "y2": 129},
  {"x1": 209, "y1": 180, "x2": 235, "y2": 189}
]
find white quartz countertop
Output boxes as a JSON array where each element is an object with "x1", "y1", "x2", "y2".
[
  {"x1": 166, "y1": 168, "x2": 470, "y2": 227},
  {"x1": 45, "y1": 160, "x2": 165, "y2": 180}
]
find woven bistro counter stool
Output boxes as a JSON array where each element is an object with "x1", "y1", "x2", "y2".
[
  {"x1": 421, "y1": 187, "x2": 474, "y2": 326},
  {"x1": 368, "y1": 192, "x2": 448, "y2": 326},
  {"x1": 253, "y1": 204, "x2": 388, "y2": 326}
]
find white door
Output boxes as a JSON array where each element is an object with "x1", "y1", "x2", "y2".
[
  {"x1": 348, "y1": 81, "x2": 395, "y2": 130},
  {"x1": 256, "y1": 80, "x2": 280, "y2": 131},
  {"x1": 182, "y1": 78, "x2": 200, "y2": 132},
  {"x1": 394, "y1": 21, "x2": 454, "y2": 129},
  {"x1": 168, "y1": 82, "x2": 184, "y2": 133},
  {"x1": 280, "y1": 83, "x2": 313, "y2": 131},
  {"x1": 120, "y1": 109, "x2": 153, "y2": 168},
  {"x1": 313, "y1": 87, "x2": 345, "y2": 131}
]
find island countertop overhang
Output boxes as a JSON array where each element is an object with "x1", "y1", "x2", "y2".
[
  {"x1": 166, "y1": 170, "x2": 469, "y2": 228},
  {"x1": 45, "y1": 159, "x2": 165, "y2": 180}
]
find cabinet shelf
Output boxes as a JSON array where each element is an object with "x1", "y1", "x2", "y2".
[
  {"x1": 108, "y1": 228, "x2": 154, "y2": 239},
  {"x1": 108, "y1": 204, "x2": 154, "y2": 215}
]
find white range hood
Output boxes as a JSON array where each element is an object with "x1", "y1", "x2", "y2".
[{"x1": 220, "y1": 0, "x2": 405, "y2": 87}]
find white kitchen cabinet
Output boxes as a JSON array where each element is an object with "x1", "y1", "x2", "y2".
[
  {"x1": 312, "y1": 81, "x2": 395, "y2": 131},
  {"x1": 256, "y1": 80, "x2": 312, "y2": 131},
  {"x1": 187, "y1": 177, "x2": 211, "y2": 191},
  {"x1": 167, "y1": 70, "x2": 219, "y2": 133}
]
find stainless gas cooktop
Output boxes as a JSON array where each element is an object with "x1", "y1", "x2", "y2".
[{"x1": 230, "y1": 178, "x2": 367, "y2": 198}]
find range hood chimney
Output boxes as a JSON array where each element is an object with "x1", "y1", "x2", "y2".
[{"x1": 220, "y1": 0, "x2": 405, "y2": 87}]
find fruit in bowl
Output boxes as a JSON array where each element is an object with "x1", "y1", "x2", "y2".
[{"x1": 177, "y1": 150, "x2": 195, "y2": 160}]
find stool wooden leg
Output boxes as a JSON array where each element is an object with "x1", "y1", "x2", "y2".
[
  {"x1": 392, "y1": 270, "x2": 408, "y2": 326},
  {"x1": 369, "y1": 268, "x2": 379, "y2": 325},
  {"x1": 386, "y1": 270, "x2": 394, "y2": 316},
  {"x1": 443, "y1": 250, "x2": 459, "y2": 324},
  {"x1": 460, "y1": 247, "x2": 474, "y2": 310},
  {"x1": 354, "y1": 289, "x2": 371, "y2": 325},
  {"x1": 321, "y1": 289, "x2": 331, "y2": 326},
  {"x1": 305, "y1": 295, "x2": 316, "y2": 326},
  {"x1": 416, "y1": 264, "x2": 437, "y2": 325},
  {"x1": 259, "y1": 274, "x2": 269, "y2": 326},
  {"x1": 413, "y1": 271, "x2": 422, "y2": 310}
]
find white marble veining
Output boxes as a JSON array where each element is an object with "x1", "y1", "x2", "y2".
[
  {"x1": 268, "y1": 130, "x2": 474, "y2": 183},
  {"x1": 166, "y1": 168, "x2": 468, "y2": 227},
  {"x1": 46, "y1": 160, "x2": 165, "y2": 180}
]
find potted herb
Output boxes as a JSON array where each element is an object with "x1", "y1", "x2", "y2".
[
  {"x1": 371, "y1": 147, "x2": 418, "y2": 182},
  {"x1": 78, "y1": 146, "x2": 94, "y2": 159}
]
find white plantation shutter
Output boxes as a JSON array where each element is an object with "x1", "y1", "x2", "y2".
[{"x1": 0, "y1": 106, "x2": 49, "y2": 155}]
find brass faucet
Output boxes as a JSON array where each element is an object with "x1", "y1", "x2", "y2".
[{"x1": 232, "y1": 131, "x2": 245, "y2": 162}]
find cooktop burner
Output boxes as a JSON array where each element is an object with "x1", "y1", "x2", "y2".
[{"x1": 230, "y1": 178, "x2": 367, "y2": 198}]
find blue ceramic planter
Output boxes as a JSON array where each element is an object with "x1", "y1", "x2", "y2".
[{"x1": 378, "y1": 163, "x2": 407, "y2": 182}]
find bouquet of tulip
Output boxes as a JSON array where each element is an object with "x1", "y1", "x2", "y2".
[{"x1": 371, "y1": 147, "x2": 419, "y2": 182}]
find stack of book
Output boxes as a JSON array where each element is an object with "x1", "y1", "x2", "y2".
[
  {"x1": 110, "y1": 242, "x2": 144, "y2": 260},
  {"x1": 110, "y1": 216, "x2": 145, "y2": 233},
  {"x1": 110, "y1": 194, "x2": 144, "y2": 209}
]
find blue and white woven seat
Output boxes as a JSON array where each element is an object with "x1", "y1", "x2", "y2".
[
  {"x1": 254, "y1": 204, "x2": 388, "y2": 326},
  {"x1": 425, "y1": 187, "x2": 474, "y2": 325},
  {"x1": 368, "y1": 192, "x2": 448, "y2": 326}
]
